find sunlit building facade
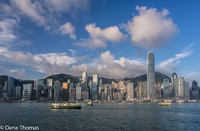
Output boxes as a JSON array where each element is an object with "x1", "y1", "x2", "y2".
[{"x1": 127, "y1": 82, "x2": 134, "y2": 100}]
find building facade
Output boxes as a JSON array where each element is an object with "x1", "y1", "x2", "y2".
[
  {"x1": 92, "y1": 74, "x2": 98, "y2": 100},
  {"x1": 147, "y1": 51, "x2": 155, "y2": 99}
]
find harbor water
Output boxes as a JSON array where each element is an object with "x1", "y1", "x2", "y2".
[{"x1": 0, "y1": 102, "x2": 200, "y2": 130}]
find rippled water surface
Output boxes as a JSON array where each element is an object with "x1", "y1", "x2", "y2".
[{"x1": 0, "y1": 102, "x2": 200, "y2": 131}]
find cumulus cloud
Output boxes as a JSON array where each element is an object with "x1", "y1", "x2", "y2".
[
  {"x1": 0, "y1": 47, "x2": 147, "y2": 79},
  {"x1": 59, "y1": 22, "x2": 76, "y2": 40},
  {"x1": 121, "y1": 5, "x2": 179, "y2": 49},
  {"x1": 74, "y1": 23, "x2": 126, "y2": 49},
  {"x1": 0, "y1": 18, "x2": 19, "y2": 45}
]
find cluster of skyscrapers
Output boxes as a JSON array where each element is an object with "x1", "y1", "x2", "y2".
[{"x1": 0, "y1": 51, "x2": 199, "y2": 101}]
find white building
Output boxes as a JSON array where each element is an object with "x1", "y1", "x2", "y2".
[
  {"x1": 127, "y1": 82, "x2": 134, "y2": 101},
  {"x1": 47, "y1": 79, "x2": 53, "y2": 86}
]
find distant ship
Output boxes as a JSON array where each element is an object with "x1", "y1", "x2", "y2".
[
  {"x1": 88, "y1": 100, "x2": 93, "y2": 106},
  {"x1": 159, "y1": 100, "x2": 171, "y2": 107},
  {"x1": 51, "y1": 103, "x2": 81, "y2": 109}
]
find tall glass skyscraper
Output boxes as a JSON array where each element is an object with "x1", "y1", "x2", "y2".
[
  {"x1": 92, "y1": 74, "x2": 98, "y2": 100},
  {"x1": 171, "y1": 72, "x2": 177, "y2": 87},
  {"x1": 147, "y1": 51, "x2": 155, "y2": 99},
  {"x1": 163, "y1": 78, "x2": 170, "y2": 98}
]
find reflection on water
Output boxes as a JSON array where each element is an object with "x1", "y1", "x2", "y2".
[{"x1": 0, "y1": 103, "x2": 200, "y2": 130}]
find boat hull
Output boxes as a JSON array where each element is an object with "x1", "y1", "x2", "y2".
[
  {"x1": 88, "y1": 104, "x2": 93, "y2": 106},
  {"x1": 159, "y1": 103, "x2": 171, "y2": 107},
  {"x1": 51, "y1": 106, "x2": 81, "y2": 109}
]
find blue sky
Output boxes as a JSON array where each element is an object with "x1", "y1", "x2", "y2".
[{"x1": 0, "y1": 0, "x2": 199, "y2": 85}]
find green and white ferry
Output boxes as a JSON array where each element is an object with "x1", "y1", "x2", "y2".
[{"x1": 51, "y1": 103, "x2": 81, "y2": 109}]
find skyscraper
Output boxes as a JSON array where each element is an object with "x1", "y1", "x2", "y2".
[
  {"x1": 127, "y1": 82, "x2": 134, "y2": 100},
  {"x1": 175, "y1": 77, "x2": 184, "y2": 99},
  {"x1": 92, "y1": 74, "x2": 98, "y2": 100},
  {"x1": 7, "y1": 77, "x2": 15, "y2": 98},
  {"x1": 163, "y1": 78, "x2": 170, "y2": 98},
  {"x1": 171, "y1": 72, "x2": 177, "y2": 87},
  {"x1": 47, "y1": 79, "x2": 53, "y2": 86},
  {"x1": 62, "y1": 82, "x2": 68, "y2": 101},
  {"x1": 82, "y1": 72, "x2": 87, "y2": 91},
  {"x1": 147, "y1": 51, "x2": 155, "y2": 99}
]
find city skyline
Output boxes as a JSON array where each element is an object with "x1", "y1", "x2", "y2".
[{"x1": 0, "y1": 0, "x2": 199, "y2": 85}]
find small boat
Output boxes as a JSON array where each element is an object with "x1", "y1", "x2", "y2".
[
  {"x1": 51, "y1": 103, "x2": 81, "y2": 109},
  {"x1": 88, "y1": 100, "x2": 93, "y2": 106},
  {"x1": 159, "y1": 102, "x2": 171, "y2": 107}
]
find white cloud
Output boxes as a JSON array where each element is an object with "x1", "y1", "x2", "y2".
[
  {"x1": 121, "y1": 5, "x2": 179, "y2": 49},
  {"x1": 20, "y1": 39, "x2": 32, "y2": 46},
  {"x1": 6, "y1": 0, "x2": 89, "y2": 27},
  {"x1": 6, "y1": 69, "x2": 26, "y2": 78},
  {"x1": 74, "y1": 23, "x2": 126, "y2": 49},
  {"x1": 159, "y1": 51, "x2": 193, "y2": 69},
  {"x1": 43, "y1": 0, "x2": 89, "y2": 13},
  {"x1": 157, "y1": 50, "x2": 193, "y2": 76},
  {"x1": 10, "y1": 0, "x2": 46, "y2": 26},
  {"x1": 33, "y1": 53, "x2": 76, "y2": 65},
  {"x1": 0, "y1": 18, "x2": 19, "y2": 45},
  {"x1": 0, "y1": 47, "x2": 147, "y2": 79},
  {"x1": 59, "y1": 22, "x2": 76, "y2": 40}
]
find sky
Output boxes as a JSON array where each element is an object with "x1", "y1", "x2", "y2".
[{"x1": 0, "y1": 0, "x2": 199, "y2": 85}]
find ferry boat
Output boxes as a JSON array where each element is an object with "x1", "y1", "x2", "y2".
[
  {"x1": 51, "y1": 103, "x2": 81, "y2": 109},
  {"x1": 159, "y1": 100, "x2": 171, "y2": 107},
  {"x1": 159, "y1": 102, "x2": 171, "y2": 107},
  {"x1": 88, "y1": 100, "x2": 93, "y2": 106}
]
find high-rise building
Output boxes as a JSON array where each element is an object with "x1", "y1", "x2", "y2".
[
  {"x1": 89, "y1": 80, "x2": 93, "y2": 99},
  {"x1": 7, "y1": 77, "x2": 15, "y2": 98},
  {"x1": 22, "y1": 84, "x2": 32, "y2": 100},
  {"x1": 184, "y1": 82, "x2": 189, "y2": 100},
  {"x1": 92, "y1": 74, "x2": 98, "y2": 100},
  {"x1": 192, "y1": 80, "x2": 198, "y2": 90},
  {"x1": 47, "y1": 79, "x2": 53, "y2": 86},
  {"x1": 13, "y1": 86, "x2": 21, "y2": 100},
  {"x1": 82, "y1": 72, "x2": 87, "y2": 91},
  {"x1": 98, "y1": 86, "x2": 102, "y2": 100},
  {"x1": 82, "y1": 91, "x2": 89, "y2": 100},
  {"x1": 76, "y1": 86, "x2": 81, "y2": 100},
  {"x1": 171, "y1": 72, "x2": 177, "y2": 87},
  {"x1": 107, "y1": 84, "x2": 112, "y2": 101},
  {"x1": 127, "y1": 82, "x2": 134, "y2": 100},
  {"x1": 163, "y1": 78, "x2": 170, "y2": 98},
  {"x1": 69, "y1": 88, "x2": 75, "y2": 100},
  {"x1": 62, "y1": 82, "x2": 68, "y2": 101},
  {"x1": 155, "y1": 83, "x2": 162, "y2": 99},
  {"x1": 175, "y1": 77, "x2": 185, "y2": 99},
  {"x1": 54, "y1": 80, "x2": 61, "y2": 100},
  {"x1": 147, "y1": 51, "x2": 155, "y2": 99},
  {"x1": 190, "y1": 80, "x2": 199, "y2": 100},
  {"x1": 35, "y1": 79, "x2": 44, "y2": 100}
]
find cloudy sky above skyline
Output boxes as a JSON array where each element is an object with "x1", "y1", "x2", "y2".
[{"x1": 0, "y1": 0, "x2": 199, "y2": 85}]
